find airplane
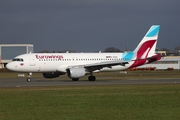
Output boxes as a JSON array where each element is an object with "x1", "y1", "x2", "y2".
[{"x1": 6, "y1": 25, "x2": 161, "y2": 82}]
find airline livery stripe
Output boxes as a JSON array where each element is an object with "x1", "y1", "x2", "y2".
[{"x1": 146, "y1": 25, "x2": 160, "y2": 37}]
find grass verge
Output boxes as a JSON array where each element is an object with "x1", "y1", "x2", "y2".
[{"x1": 0, "y1": 84, "x2": 180, "y2": 120}]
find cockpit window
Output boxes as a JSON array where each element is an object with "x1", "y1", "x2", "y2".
[{"x1": 12, "y1": 58, "x2": 24, "y2": 62}]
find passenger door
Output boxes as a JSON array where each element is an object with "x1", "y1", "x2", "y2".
[{"x1": 29, "y1": 54, "x2": 35, "y2": 66}]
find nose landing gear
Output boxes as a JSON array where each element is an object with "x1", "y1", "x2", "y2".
[{"x1": 27, "y1": 72, "x2": 32, "y2": 82}]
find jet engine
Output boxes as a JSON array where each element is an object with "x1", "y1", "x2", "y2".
[
  {"x1": 66, "y1": 68, "x2": 86, "y2": 78},
  {"x1": 42, "y1": 72, "x2": 65, "y2": 78}
]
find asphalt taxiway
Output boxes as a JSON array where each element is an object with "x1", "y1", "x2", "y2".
[{"x1": 0, "y1": 78, "x2": 180, "y2": 88}]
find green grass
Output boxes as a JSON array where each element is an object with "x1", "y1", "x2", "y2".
[
  {"x1": 0, "y1": 84, "x2": 180, "y2": 120},
  {"x1": 1, "y1": 70, "x2": 180, "y2": 119}
]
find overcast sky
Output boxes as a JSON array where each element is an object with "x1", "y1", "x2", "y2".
[{"x1": 0, "y1": 0, "x2": 180, "y2": 52}]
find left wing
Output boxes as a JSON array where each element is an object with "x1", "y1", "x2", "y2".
[{"x1": 68, "y1": 60, "x2": 130, "y2": 72}]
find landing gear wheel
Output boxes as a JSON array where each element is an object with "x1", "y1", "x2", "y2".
[
  {"x1": 27, "y1": 72, "x2": 32, "y2": 82},
  {"x1": 27, "y1": 78, "x2": 31, "y2": 82},
  {"x1": 72, "y1": 78, "x2": 79, "y2": 81},
  {"x1": 88, "y1": 76, "x2": 96, "y2": 81}
]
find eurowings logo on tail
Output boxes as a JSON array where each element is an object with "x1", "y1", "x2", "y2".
[
  {"x1": 135, "y1": 25, "x2": 160, "y2": 58},
  {"x1": 123, "y1": 25, "x2": 160, "y2": 68}
]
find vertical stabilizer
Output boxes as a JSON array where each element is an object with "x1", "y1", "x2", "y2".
[{"x1": 133, "y1": 25, "x2": 160, "y2": 59}]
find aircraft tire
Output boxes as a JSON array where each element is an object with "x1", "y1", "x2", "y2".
[
  {"x1": 27, "y1": 78, "x2": 31, "y2": 82},
  {"x1": 88, "y1": 76, "x2": 96, "y2": 81}
]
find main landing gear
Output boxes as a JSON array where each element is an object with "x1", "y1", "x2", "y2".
[
  {"x1": 88, "y1": 75, "x2": 96, "y2": 81},
  {"x1": 71, "y1": 75, "x2": 96, "y2": 81},
  {"x1": 27, "y1": 72, "x2": 32, "y2": 82},
  {"x1": 88, "y1": 72, "x2": 96, "y2": 81},
  {"x1": 71, "y1": 71, "x2": 96, "y2": 81}
]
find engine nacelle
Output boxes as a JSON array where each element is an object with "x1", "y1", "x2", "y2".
[
  {"x1": 66, "y1": 68, "x2": 86, "y2": 78},
  {"x1": 42, "y1": 72, "x2": 65, "y2": 78}
]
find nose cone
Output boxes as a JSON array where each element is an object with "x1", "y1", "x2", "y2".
[{"x1": 6, "y1": 62, "x2": 15, "y2": 71}]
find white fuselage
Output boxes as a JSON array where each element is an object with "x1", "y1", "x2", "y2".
[{"x1": 7, "y1": 53, "x2": 133, "y2": 73}]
